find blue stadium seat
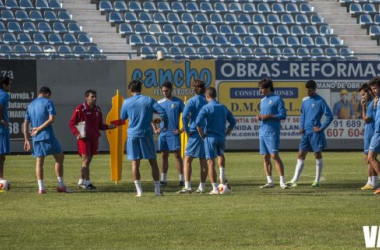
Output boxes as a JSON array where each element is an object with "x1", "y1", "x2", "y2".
[
  {"x1": 273, "y1": 36, "x2": 286, "y2": 47},
  {"x1": 340, "y1": 47, "x2": 356, "y2": 59},
  {"x1": 23, "y1": 22, "x2": 37, "y2": 33},
  {"x1": 183, "y1": 46, "x2": 197, "y2": 59},
  {"x1": 224, "y1": 13, "x2": 238, "y2": 24},
  {"x1": 44, "y1": 10, "x2": 58, "y2": 22},
  {"x1": 38, "y1": 22, "x2": 52, "y2": 33},
  {"x1": 234, "y1": 25, "x2": 247, "y2": 35},
  {"x1": 263, "y1": 25, "x2": 276, "y2": 36},
  {"x1": 139, "y1": 12, "x2": 152, "y2": 24},
  {"x1": 29, "y1": 45, "x2": 47, "y2": 58},
  {"x1": 148, "y1": 24, "x2": 162, "y2": 35},
  {"x1": 58, "y1": 45, "x2": 74, "y2": 59},
  {"x1": 268, "y1": 47, "x2": 282, "y2": 59},
  {"x1": 88, "y1": 46, "x2": 105, "y2": 59},
  {"x1": 119, "y1": 23, "x2": 133, "y2": 36},
  {"x1": 329, "y1": 36, "x2": 344, "y2": 47},
  {"x1": 3, "y1": 33, "x2": 17, "y2": 44},
  {"x1": 134, "y1": 24, "x2": 148, "y2": 35},
  {"x1": 172, "y1": 2, "x2": 185, "y2": 13},
  {"x1": 144, "y1": 34, "x2": 158, "y2": 46},
  {"x1": 157, "y1": 2, "x2": 170, "y2": 13},
  {"x1": 186, "y1": 2, "x2": 199, "y2": 13},
  {"x1": 212, "y1": 47, "x2": 226, "y2": 59},
  {"x1": 114, "y1": 1, "x2": 127, "y2": 12},
  {"x1": 153, "y1": 13, "x2": 166, "y2": 23},
  {"x1": 143, "y1": 2, "x2": 157, "y2": 13},
  {"x1": 240, "y1": 47, "x2": 254, "y2": 59},
  {"x1": 169, "y1": 46, "x2": 183, "y2": 60},
  {"x1": 63, "y1": 33, "x2": 77, "y2": 45},
  {"x1": 18, "y1": 33, "x2": 33, "y2": 44},
  {"x1": 201, "y1": 35, "x2": 214, "y2": 46},
  {"x1": 325, "y1": 47, "x2": 340, "y2": 60},
  {"x1": 109, "y1": 12, "x2": 123, "y2": 24},
  {"x1": 78, "y1": 34, "x2": 92, "y2": 45},
  {"x1": 243, "y1": 3, "x2": 256, "y2": 13},
  {"x1": 48, "y1": 33, "x2": 63, "y2": 45},
  {"x1": 319, "y1": 25, "x2": 334, "y2": 36},
  {"x1": 258, "y1": 3, "x2": 271, "y2": 13},
  {"x1": 315, "y1": 36, "x2": 329, "y2": 47},
  {"x1": 33, "y1": 33, "x2": 49, "y2": 45},
  {"x1": 301, "y1": 36, "x2": 314, "y2": 47},
  {"x1": 297, "y1": 48, "x2": 311, "y2": 59},
  {"x1": 268, "y1": 14, "x2": 281, "y2": 25},
  {"x1": 198, "y1": 47, "x2": 213, "y2": 59},
  {"x1": 48, "y1": 0, "x2": 62, "y2": 10},
  {"x1": 281, "y1": 14, "x2": 295, "y2": 25},
  {"x1": 311, "y1": 48, "x2": 325, "y2": 60},
  {"x1": 192, "y1": 24, "x2": 205, "y2": 35},
  {"x1": 29, "y1": 10, "x2": 43, "y2": 22},
  {"x1": 68, "y1": 23, "x2": 82, "y2": 34},
  {"x1": 369, "y1": 25, "x2": 380, "y2": 36},
  {"x1": 73, "y1": 45, "x2": 90, "y2": 59},
  {"x1": 220, "y1": 25, "x2": 233, "y2": 36},
  {"x1": 167, "y1": 13, "x2": 180, "y2": 24},
  {"x1": 210, "y1": 13, "x2": 223, "y2": 24},
  {"x1": 254, "y1": 47, "x2": 269, "y2": 59},
  {"x1": 8, "y1": 21, "x2": 21, "y2": 33},
  {"x1": 206, "y1": 24, "x2": 219, "y2": 35},
  {"x1": 359, "y1": 14, "x2": 373, "y2": 25},
  {"x1": 296, "y1": 14, "x2": 309, "y2": 25},
  {"x1": 349, "y1": 3, "x2": 363, "y2": 14},
  {"x1": 200, "y1": 2, "x2": 213, "y2": 13},
  {"x1": 124, "y1": 12, "x2": 138, "y2": 24},
  {"x1": 182, "y1": 13, "x2": 195, "y2": 24},
  {"x1": 5, "y1": 0, "x2": 19, "y2": 10},
  {"x1": 249, "y1": 25, "x2": 262, "y2": 36},
  {"x1": 140, "y1": 46, "x2": 155, "y2": 59},
  {"x1": 14, "y1": 45, "x2": 29, "y2": 58},
  {"x1": 243, "y1": 36, "x2": 257, "y2": 46},
  {"x1": 43, "y1": 45, "x2": 56, "y2": 57},
  {"x1": 226, "y1": 47, "x2": 240, "y2": 59},
  {"x1": 195, "y1": 13, "x2": 209, "y2": 24},
  {"x1": 187, "y1": 35, "x2": 201, "y2": 46},
  {"x1": 163, "y1": 24, "x2": 176, "y2": 35},
  {"x1": 158, "y1": 34, "x2": 172, "y2": 46},
  {"x1": 277, "y1": 25, "x2": 290, "y2": 36},
  {"x1": 286, "y1": 3, "x2": 299, "y2": 13},
  {"x1": 215, "y1": 35, "x2": 229, "y2": 46},
  {"x1": 300, "y1": 3, "x2": 314, "y2": 13},
  {"x1": 15, "y1": 10, "x2": 29, "y2": 21},
  {"x1": 287, "y1": 36, "x2": 300, "y2": 47},
  {"x1": 35, "y1": 0, "x2": 50, "y2": 11},
  {"x1": 283, "y1": 47, "x2": 297, "y2": 60},
  {"x1": 20, "y1": 0, "x2": 34, "y2": 10},
  {"x1": 253, "y1": 14, "x2": 266, "y2": 24},
  {"x1": 58, "y1": 11, "x2": 72, "y2": 22},
  {"x1": 129, "y1": 34, "x2": 143, "y2": 45},
  {"x1": 230, "y1": 35, "x2": 243, "y2": 46},
  {"x1": 177, "y1": 24, "x2": 191, "y2": 35},
  {"x1": 305, "y1": 25, "x2": 319, "y2": 36},
  {"x1": 311, "y1": 14, "x2": 325, "y2": 25},
  {"x1": 52, "y1": 22, "x2": 66, "y2": 33},
  {"x1": 129, "y1": 1, "x2": 142, "y2": 13},
  {"x1": 172, "y1": 35, "x2": 186, "y2": 46},
  {"x1": 238, "y1": 13, "x2": 252, "y2": 24},
  {"x1": 259, "y1": 36, "x2": 272, "y2": 47},
  {"x1": 99, "y1": 0, "x2": 113, "y2": 12},
  {"x1": 0, "y1": 45, "x2": 12, "y2": 58},
  {"x1": 272, "y1": 3, "x2": 285, "y2": 13},
  {"x1": 215, "y1": 3, "x2": 228, "y2": 13},
  {"x1": 229, "y1": 2, "x2": 242, "y2": 13},
  {"x1": 1, "y1": 10, "x2": 15, "y2": 21}
]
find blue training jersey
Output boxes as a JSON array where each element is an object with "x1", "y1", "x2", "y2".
[
  {"x1": 300, "y1": 94, "x2": 333, "y2": 134},
  {"x1": 259, "y1": 94, "x2": 287, "y2": 135},
  {"x1": 373, "y1": 99, "x2": 380, "y2": 134},
  {"x1": 120, "y1": 94, "x2": 168, "y2": 138},
  {"x1": 196, "y1": 100, "x2": 236, "y2": 138},
  {"x1": 365, "y1": 100, "x2": 375, "y2": 139},
  {"x1": 24, "y1": 97, "x2": 57, "y2": 142},
  {"x1": 0, "y1": 89, "x2": 9, "y2": 134},
  {"x1": 157, "y1": 96, "x2": 184, "y2": 136},
  {"x1": 182, "y1": 94, "x2": 207, "y2": 134}
]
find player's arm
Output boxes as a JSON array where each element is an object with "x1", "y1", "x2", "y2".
[
  {"x1": 362, "y1": 100, "x2": 373, "y2": 123},
  {"x1": 319, "y1": 100, "x2": 333, "y2": 131},
  {"x1": 120, "y1": 101, "x2": 129, "y2": 121},
  {"x1": 98, "y1": 109, "x2": 115, "y2": 130},
  {"x1": 68, "y1": 106, "x2": 81, "y2": 138},
  {"x1": 299, "y1": 102, "x2": 305, "y2": 134},
  {"x1": 23, "y1": 119, "x2": 31, "y2": 151},
  {"x1": 30, "y1": 115, "x2": 55, "y2": 137},
  {"x1": 274, "y1": 98, "x2": 287, "y2": 120},
  {"x1": 151, "y1": 122, "x2": 160, "y2": 134},
  {"x1": 153, "y1": 100, "x2": 168, "y2": 130},
  {"x1": 0, "y1": 103, "x2": 7, "y2": 128},
  {"x1": 182, "y1": 102, "x2": 191, "y2": 135},
  {"x1": 226, "y1": 109, "x2": 236, "y2": 136},
  {"x1": 196, "y1": 106, "x2": 206, "y2": 139}
]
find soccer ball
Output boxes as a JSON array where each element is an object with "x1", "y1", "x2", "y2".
[
  {"x1": 218, "y1": 183, "x2": 232, "y2": 194},
  {"x1": 0, "y1": 179, "x2": 10, "y2": 191},
  {"x1": 152, "y1": 113, "x2": 162, "y2": 124}
]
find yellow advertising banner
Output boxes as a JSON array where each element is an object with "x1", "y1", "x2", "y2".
[{"x1": 126, "y1": 60, "x2": 215, "y2": 100}]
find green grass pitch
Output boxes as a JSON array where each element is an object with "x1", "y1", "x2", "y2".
[{"x1": 0, "y1": 152, "x2": 376, "y2": 249}]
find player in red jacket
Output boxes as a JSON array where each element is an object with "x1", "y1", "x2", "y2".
[{"x1": 69, "y1": 89, "x2": 115, "y2": 190}]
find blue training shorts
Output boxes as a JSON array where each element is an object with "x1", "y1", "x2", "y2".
[
  {"x1": 259, "y1": 132, "x2": 280, "y2": 155},
  {"x1": 32, "y1": 137, "x2": 62, "y2": 157},
  {"x1": 364, "y1": 137, "x2": 372, "y2": 155},
  {"x1": 185, "y1": 132, "x2": 205, "y2": 159},
  {"x1": 0, "y1": 132, "x2": 10, "y2": 155},
  {"x1": 204, "y1": 135, "x2": 225, "y2": 159},
  {"x1": 299, "y1": 132, "x2": 327, "y2": 153},
  {"x1": 127, "y1": 136, "x2": 156, "y2": 160},
  {"x1": 158, "y1": 134, "x2": 180, "y2": 152},
  {"x1": 369, "y1": 133, "x2": 380, "y2": 154}
]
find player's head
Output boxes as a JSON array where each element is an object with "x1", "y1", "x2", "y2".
[
  {"x1": 161, "y1": 81, "x2": 172, "y2": 99},
  {"x1": 205, "y1": 87, "x2": 217, "y2": 101},
  {"x1": 85, "y1": 89, "x2": 97, "y2": 106},
  {"x1": 305, "y1": 80, "x2": 317, "y2": 97},
  {"x1": 369, "y1": 77, "x2": 380, "y2": 97},
  {"x1": 39, "y1": 86, "x2": 51, "y2": 98},
  {"x1": 0, "y1": 76, "x2": 11, "y2": 93},
  {"x1": 358, "y1": 83, "x2": 372, "y2": 101},
  {"x1": 128, "y1": 79, "x2": 142, "y2": 94},
  {"x1": 258, "y1": 78, "x2": 274, "y2": 95},
  {"x1": 192, "y1": 79, "x2": 205, "y2": 95}
]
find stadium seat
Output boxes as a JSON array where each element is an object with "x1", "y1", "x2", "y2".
[
  {"x1": 212, "y1": 47, "x2": 226, "y2": 59},
  {"x1": 315, "y1": 36, "x2": 329, "y2": 47},
  {"x1": 349, "y1": 3, "x2": 363, "y2": 14},
  {"x1": 226, "y1": 47, "x2": 239, "y2": 59},
  {"x1": 182, "y1": 13, "x2": 195, "y2": 24},
  {"x1": 283, "y1": 47, "x2": 297, "y2": 60},
  {"x1": 3, "y1": 33, "x2": 17, "y2": 44},
  {"x1": 35, "y1": 0, "x2": 50, "y2": 10},
  {"x1": 5, "y1": 0, "x2": 19, "y2": 10},
  {"x1": 73, "y1": 45, "x2": 90, "y2": 59},
  {"x1": 272, "y1": 3, "x2": 285, "y2": 13},
  {"x1": 29, "y1": 45, "x2": 47, "y2": 58},
  {"x1": 114, "y1": 1, "x2": 127, "y2": 12},
  {"x1": 311, "y1": 47, "x2": 326, "y2": 60},
  {"x1": 78, "y1": 34, "x2": 92, "y2": 45},
  {"x1": 42, "y1": 45, "x2": 56, "y2": 59},
  {"x1": 296, "y1": 14, "x2": 309, "y2": 25},
  {"x1": 340, "y1": 48, "x2": 356, "y2": 59},
  {"x1": 300, "y1": 3, "x2": 314, "y2": 13},
  {"x1": 52, "y1": 22, "x2": 66, "y2": 34},
  {"x1": 48, "y1": 0, "x2": 62, "y2": 10},
  {"x1": 287, "y1": 36, "x2": 301, "y2": 47},
  {"x1": 88, "y1": 46, "x2": 105, "y2": 59},
  {"x1": 273, "y1": 36, "x2": 286, "y2": 47},
  {"x1": 135, "y1": 24, "x2": 148, "y2": 35},
  {"x1": 301, "y1": 36, "x2": 315, "y2": 47},
  {"x1": 369, "y1": 25, "x2": 380, "y2": 36},
  {"x1": 198, "y1": 47, "x2": 213, "y2": 59},
  {"x1": 230, "y1": 35, "x2": 243, "y2": 46},
  {"x1": 242, "y1": 3, "x2": 256, "y2": 13},
  {"x1": 234, "y1": 25, "x2": 247, "y2": 35},
  {"x1": 200, "y1": 2, "x2": 213, "y2": 13},
  {"x1": 18, "y1": 33, "x2": 33, "y2": 44},
  {"x1": 286, "y1": 3, "x2": 299, "y2": 13},
  {"x1": 243, "y1": 36, "x2": 257, "y2": 46},
  {"x1": 329, "y1": 36, "x2": 344, "y2": 47},
  {"x1": 277, "y1": 25, "x2": 291, "y2": 36},
  {"x1": 20, "y1": 0, "x2": 34, "y2": 10},
  {"x1": 58, "y1": 11, "x2": 72, "y2": 22},
  {"x1": 192, "y1": 24, "x2": 205, "y2": 35},
  {"x1": 258, "y1": 3, "x2": 271, "y2": 13},
  {"x1": 325, "y1": 47, "x2": 340, "y2": 60},
  {"x1": 153, "y1": 13, "x2": 166, "y2": 23},
  {"x1": 68, "y1": 23, "x2": 82, "y2": 34},
  {"x1": 206, "y1": 24, "x2": 219, "y2": 35},
  {"x1": 253, "y1": 14, "x2": 266, "y2": 24},
  {"x1": 0, "y1": 22, "x2": 6, "y2": 33},
  {"x1": 229, "y1": 2, "x2": 242, "y2": 13},
  {"x1": 240, "y1": 47, "x2": 254, "y2": 59},
  {"x1": 63, "y1": 33, "x2": 77, "y2": 45},
  {"x1": 187, "y1": 35, "x2": 201, "y2": 46},
  {"x1": 8, "y1": 22, "x2": 21, "y2": 33},
  {"x1": 268, "y1": 47, "x2": 282, "y2": 59},
  {"x1": 263, "y1": 25, "x2": 276, "y2": 36},
  {"x1": 23, "y1": 22, "x2": 37, "y2": 33},
  {"x1": 374, "y1": 14, "x2": 380, "y2": 24},
  {"x1": 157, "y1": 2, "x2": 170, "y2": 13},
  {"x1": 48, "y1": 33, "x2": 63, "y2": 45},
  {"x1": 215, "y1": 35, "x2": 229, "y2": 46},
  {"x1": 38, "y1": 22, "x2": 52, "y2": 33},
  {"x1": 254, "y1": 47, "x2": 269, "y2": 59},
  {"x1": 297, "y1": 48, "x2": 311, "y2": 59},
  {"x1": 1, "y1": 10, "x2": 15, "y2": 21},
  {"x1": 143, "y1": 2, "x2": 157, "y2": 13},
  {"x1": 29, "y1": 10, "x2": 43, "y2": 21},
  {"x1": 186, "y1": 2, "x2": 199, "y2": 13},
  {"x1": 201, "y1": 35, "x2": 214, "y2": 46},
  {"x1": 238, "y1": 13, "x2": 252, "y2": 24},
  {"x1": 210, "y1": 13, "x2": 223, "y2": 24},
  {"x1": 140, "y1": 46, "x2": 155, "y2": 59},
  {"x1": 58, "y1": 45, "x2": 74, "y2": 59},
  {"x1": 139, "y1": 12, "x2": 153, "y2": 24},
  {"x1": 163, "y1": 24, "x2": 176, "y2": 35},
  {"x1": 124, "y1": 12, "x2": 138, "y2": 24},
  {"x1": 177, "y1": 24, "x2": 191, "y2": 35},
  {"x1": 259, "y1": 36, "x2": 272, "y2": 47},
  {"x1": 119, "y1": 23, "x2": 133, "y2": 36},
  {"x1": 148, "y1": 24, "x2": 162, "y2": 35},
  {"x1": 268, "y1": 14, "x2": 281, "y2": 25},
  {"x1": 144, "y1": 34, "x2": 158, "y2": 46},
  {"x1": 225, "y1": 13, "x2": 238, "y2": 24},
  {"x1": 215, "y1": 3, "x2": 228, "y2": 13},
  {"x1": 44, "y1": 10, "x2": 58, "y2": 22},
  {"x1": 158, "y1": 34, "x2": 172, "y2": 46},
  {"x1": 172, "y1": 2, "x2": 185, "y2": 13},
  {"x1": 220, "y1": 25, "x2": 233, "y2": 36},
  {"x1": 319, "y1": 25, "x2": 334, "y2": 36},
  {"x1": 359, "y1": 14, "x2": 373, "y2": 25},
  {"x1": 129, "y1": 1, "x2": 142, "y2": 13},
  {"x1": 249, "y1": 25, "x2": 262, "y2": 36},
  {"x1": 281, "y1": 14, "x2": 295, "y2": 25},
  {"x1": 169, "y1": 46, "x2": 183, "y2": 60},
  {"x1": 99, "y1": 0, "x2": 113, "y2": 12},
  {"x1": 195, "y1": 13, "x2": 209, "y2": 24},
  {"x1": 14, "y1": 45, "x2": 29, "y2": 58},
  {"x1": 183, "y1": 46, "x2": 197, "y2": 59},
  {"x1": 0, "y1": 45, "x2": 12, "y2": 58},
  {"x1": 109, "y1": 12, "x2": 123, "y2": 23},
  {"x1": 172, "y1": 35, "x2": 186, "y2": 46},
  {"x1": 129, "y1": 34, "x2": 143, "y2": 46},
  {"x1": 305, "y1": 25, "x2": 319, "y2": 36},
  {"x1": 167, "y1": 13, "x2": 180, "y2": 24},
  {"x1": 15, "y1": 10, "x2": 29, "y2": 21},
  {"x1": 311, "y1": 14, "x2": 325, "y2": 25}
]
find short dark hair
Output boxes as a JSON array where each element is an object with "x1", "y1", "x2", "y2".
[
  {"x1": 0, "y1": 76, "x2": 11, "y2": 89},
  {"x1": 305, "y1": 80, "x2": 317, "y2": 90},
  {"x1": 39, "y1": 86, "x2": 51, "y2": 95},
  {"x1": 192, "y1": 79, "x2": 206, "y2": 94},
  {"x1": 258, "y1": 78, "x2": 274, "y2": 92},
  {"x1": 162, "y1": 81, "x2": 172, "y2": 90},
  {"x1": 205, "y1": 87, "x2": 217, "y2": 99},
  {"x1": 128, "y1": 79, "x2": 142, "y2": 93},
  {"x1": 369, "y1": 77, "x2": 380, "y2": 88},
  {"x1": 85, "y1": 89, "x2": 97, "y2": 97},
  {"x1": 358, "y1": 83, "x2": 369, "y2": 93}
]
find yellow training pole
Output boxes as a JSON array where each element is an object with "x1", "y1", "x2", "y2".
[{"x1": 180, "y1": 96, "x2": 188, "y2": 159}]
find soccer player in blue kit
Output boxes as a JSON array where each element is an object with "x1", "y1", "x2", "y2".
[
  {"x1": 0, "y1": 77, "x2": 10, "y2": 181},
  {"x1": 153, "y1": 82, "x2": 185, "y2": 187},
  {"x1": 120, "y1": 80, "x2": 168, "y2": 197},
  {"x1": 178, "y1": 80, "x2": 208, "y2": 194},
  {"x1": 257, "y1": 78, "x2": 288, "y2": 189},
  {"x1": 196, "y1": 87, "x2": 236, "y2": 194},
  {"x1": 23, "y1": 87, "x2": 73, "y2": 194},
  {"x1": 286, "y1": 80, "x2": 333, "y2": 188}
]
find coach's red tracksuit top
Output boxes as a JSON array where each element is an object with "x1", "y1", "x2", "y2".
[{"x1": 68, "y1": 102, "x2": 108, "y2": 138}]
